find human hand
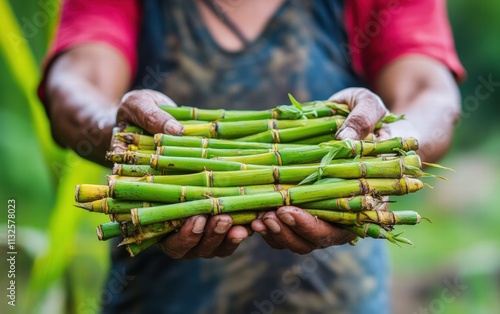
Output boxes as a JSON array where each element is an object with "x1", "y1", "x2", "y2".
[
  {"x1": 110, "y1": 89, "x2": 184, "y2": 152},
  {"x1": 157, "y1": 214, "x2": 252, "y2": 259},
  {"x1": 251, "y1": 207, "x2": 357, "y2": 254},
  {"x1": 331, "y1": 87, "x2": 423, "y2": 151},
  {"x1": 331, "y1": 87, "x2": 390, "y2": 140},
  {"x1": 251, "y1": 88, "x2": 394, "y2": 253},
  {"x1": 116, "y1": 89, "x2": 184, "y2": 135}
]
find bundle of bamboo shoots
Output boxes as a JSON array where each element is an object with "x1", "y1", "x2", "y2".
[{"x1": 75, "y1": 95, "x2": 443, "y2": 256}]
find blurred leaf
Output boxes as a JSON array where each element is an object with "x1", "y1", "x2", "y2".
[
  {"x1": 0, "y1": 0, "x2": 65, "y2": 173},
  {"x1": 24, "y1": 153, "x2": 106, "y2": 313}
]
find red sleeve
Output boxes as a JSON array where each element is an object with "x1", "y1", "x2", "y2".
[
  {"x1": 39, "y1": 0, "x2": 140, "y2": 102},
  {"x1": 47, "y1": 0, "x2": 140, "y2": 70},
  {"x1": 345, "y1": 0, "x2": 465, "y2": 83}
]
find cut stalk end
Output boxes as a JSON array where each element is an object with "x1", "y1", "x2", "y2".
[
  {"x1": 404, "y1": 177, "x2": 425, "y2": 193},
  {"x1": 75, "y1": 185, "x2": 80, "y2": 203},
  {"x1": 112, "y1": 164, "x2": 123, "y2": 176},
  {"x1": 96, "y1": 226, "x2": 104, "y2": 241},
  {"x1": 402, "y1": 137, "x2": 419, "y2": 151},
  {"x1": 108, "y1": 177, "x2": 117, "y2": 198},
  {"x1": 154, "y1": 134, "x2": 162, "y2": 149},
  {"x1": 74, "y1": 198, "x2": 107, "y2": 213},
  {"x1": 75, "y1": 184, "x2": 109, "y2": 203},
  {"x1": 74, "y1": 203, "x2": 93, "y2": 211}
]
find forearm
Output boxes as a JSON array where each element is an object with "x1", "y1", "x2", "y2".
[
  {"x1": 45, "y1": 43, "x2": 131, "y2": 165},
  {"x1": 47, "y1": 75, "x2": 118, "y2": 164},
  {"x1": 387, "y1": 89, "x2": 459, "y2": 162},
  {"x1": 374, "y1": 55, "x2": 461, "y2": 162}
]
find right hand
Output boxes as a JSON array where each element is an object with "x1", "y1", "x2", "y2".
[
  {"x1": 113, "y1": 89, "x2": 252, "y2": 259},
  {"x1": 116, "y1": 89, "x2": 184, "y2": 135},
  {"x1": 157, "y1": 215, "x2": 252, "y2": 259}
]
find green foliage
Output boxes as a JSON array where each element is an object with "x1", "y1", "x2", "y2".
[
  {"x1": 447, "y1": 0, "x2": 500, "y2": 148},
  {"x1": 0, "y1": 1, "x2": 109, "y2": 313}
]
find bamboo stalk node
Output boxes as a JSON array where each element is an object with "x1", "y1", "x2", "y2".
[
  {"x1": 180, "y1": 186, "x2": 187, "y2": 202},
  {"x1": 267, "y1": 119, "x2": 274, "y2": 131},
  {"x1": 239, "y1": 186, "x2": 247, "y2": 195},
  {"x1": 274, "y1": 151, "x2": 283, "y2": 166},
  {"x1": 150, "y1": 154, "x2": 159, "y2": 169},
  {"x1": 192, "y1": 107, "x2": 199, "y2": 120},
  {"x1": 359, "y1": 178, "x2": 370, "y2": 195},
  {"x1": 206, "y1": 170, "x2": 214, "y2": 187},
  {"x1": 209, "y1": 122, "x2": 218, "y2": 138},
  {"x1": 211, "y1": 197, "x2": 222, "y2": 215},
  {"x1": 272, "y1": 166, "x2": 280, "y2": 182},
  {"x1": 201, "y1": 148, "x2": 208, "y2": 159},
  {"x1": 153, "y1": 134, "x2": 162, "y2": 149},
  {"x1": 271, "y1": 129, "x2": 281, "y2": 143},
  {"x1": 112, "y1": 164, "x2": 123, "y2": 176},
  {"x1": 131, "y1": 208, "x2": 140, "y2": 226},
  {"x1": 358, "y1": 161, "x2": 367, "y2": 177},
  {"x1": 280, "y1": 190, "x2": 291, "y2": 206},
  {"x1": 201, "y1": 137, "x2": 209, "y2": 149}
]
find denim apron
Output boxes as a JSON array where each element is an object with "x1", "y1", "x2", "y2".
[{"x1": 103, "y1": 1, "x2": 390, "y2": 313}]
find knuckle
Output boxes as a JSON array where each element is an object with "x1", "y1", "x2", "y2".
[
  {"x1": 356, "y1": 87, "x2": 374, "y2": 94},
  {"x1": 121, "y1": 91, "x2": 146, "y2": 106},
  {"x1": 178, "y1": 235, "x2": 199, "y2": 248},
  {"x1": 354, "y1": 88, "x2": 387, "y2": 111},
  {"x1": 354, "y1": 87, "x2": 377, "y2": 101},
  {"x1": 158, "y1": 243, "x2": 184, "y2": 259},
  {"x1": 144, "y1": 107, "x2": 163, "y2": 124},
  {"x1": 315, "y1": 232, "x2": 338, "y2": 248},
  {"x1": 347, "y1": 114, "x2": 373, "y2": 134},
  {"x1": 265, "y1": 238, "x2": 284, "y2": 250}
]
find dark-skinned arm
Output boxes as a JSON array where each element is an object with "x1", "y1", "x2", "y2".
[{"x1": 373, "y1": 55, "x2": 461, "y2": 162}]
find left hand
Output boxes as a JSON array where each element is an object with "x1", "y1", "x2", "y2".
[
  {"x1": 251, "y1": 207, "x2": 357, "y2": 254},
  {"x1": 251, "y1": 87, "x2": 390, "y2": 253}
]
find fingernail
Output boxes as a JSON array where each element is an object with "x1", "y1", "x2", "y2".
[
  {"x1": 192, "y1": 216, "x2": 206, "y2": 234},
  {"x1": 165, "y1": 119, "x2": 184, "y2": 135},
  {"x1": 232, "y1": 238, "x2": 244, "y2": 244},
  {"x1": 214, "y1": 221, "x2": 231, "y2": 234},
  {"x1": 263, "y1": 218, "x2": 281, "y2": 233},
  {"x1": 336, "y1": 126, "x2": 358, "y2": 140},
  {"x1": 258, "y1": 230, "x2": 268, "y2": 236},
  {"x1": 279, "y1": 213, "x2": 296, "y2": 226}
]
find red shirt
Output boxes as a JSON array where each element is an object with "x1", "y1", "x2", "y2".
[{"x1": 44, "y1": 0, "x2": 465, "y2": 84}]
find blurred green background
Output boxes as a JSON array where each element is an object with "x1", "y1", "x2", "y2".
[{"x1": 0, "y1": 1, "x2": 499, "y2": 313}]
